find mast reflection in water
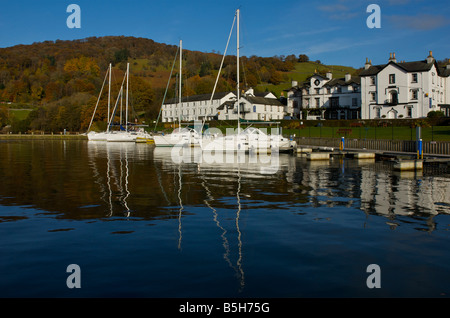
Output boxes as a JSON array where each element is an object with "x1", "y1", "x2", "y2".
[{"x1": 0, "y1": 140, "x2": 449, "y2": 297}]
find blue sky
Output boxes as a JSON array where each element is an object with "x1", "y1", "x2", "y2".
[{"x1": 0, "y1": 0, "x2": 449, "y2": 68}]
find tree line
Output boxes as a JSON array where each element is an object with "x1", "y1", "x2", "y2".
[{"x1": 0, "y1": 36, "x2": 309, "y2": 132}]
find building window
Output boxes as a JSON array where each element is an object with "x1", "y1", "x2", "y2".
[
  {"x1": 304, "y1": 98, "x2": 310, "y2": 107},
  {"x1": 337, "y1": 86, "x2": 342, "y2": 93},
  {"x1": 330, "y1": 97, "x2": 339, "y2": 108},
  {"x1": 315, "y1": 88, "x2": 320, "y2": 94},
  {"x1": 376, "y1": 108, "x2": 381, "y2": 118},
  {"x1": 370, "y1": 92, "x2": 376, "y2": 101},
  {"x1": 412, "y1": 73, "x2": 418, "y2": 83},
  {"x1": 389, "y1": 74, "x2": 396, "y2": 84},
  {"x1": 411, "y1": 90, "x2": 418, "y2": 100},
  {"x1": 315, "y1": 98, "x2": 320, "y2": 107},
  {"x1": 327, "y1": 87, "x2": 331, "y2": 94},
  {"x1": 371, "y1": 77, "x2": 376, "y2": 85},
  {"x1": 407, "y1": 106, "x2": 412, "y2": 118},
  {"x1": 390, "y1": 91, "x2": 398, "y2": 104},
  {"x1": 253, "y1": 105, "x2": 256, "y2": 112}
]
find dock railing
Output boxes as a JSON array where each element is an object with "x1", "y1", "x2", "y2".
[{"x1": 294, "y1": 137, "x2": 450, "y2": 156}]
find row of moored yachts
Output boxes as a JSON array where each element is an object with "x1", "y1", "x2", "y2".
[{"x1": 88, "y1": 125, "x2": 297, "y2": 153}]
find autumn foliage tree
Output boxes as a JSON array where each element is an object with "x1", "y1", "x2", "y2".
[{"x1": 0, "y1": 36, "x2": 297, "y2": 132}]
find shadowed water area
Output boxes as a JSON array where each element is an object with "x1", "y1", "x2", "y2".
[{"x1": 0, "y1": 140, "x2": 449, "y2": 297}]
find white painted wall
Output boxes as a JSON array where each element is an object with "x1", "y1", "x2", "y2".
[{"x1": 361, "y1": 58, "x2": 449, "y2": 119}]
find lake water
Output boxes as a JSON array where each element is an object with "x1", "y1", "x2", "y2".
[{"x1": 0, "y1": 140, "x2": 449, "y2": 298}]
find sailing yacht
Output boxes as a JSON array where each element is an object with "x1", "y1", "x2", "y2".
[
  {"x1": 153, "y1": 40, "x2": 202, "y2": 147},
  {"x1": 87, "y1": 63, "x2": 113, "y2": 141},
  {"x1": 201, "y1": 9, "x2": 296, "y2": 153},
  {"x1": 106, "y1": 63, "x2": 137, "y2": 142}
]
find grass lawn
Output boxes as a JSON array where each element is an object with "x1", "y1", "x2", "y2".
[
  {"x1": 9, "y1": 109, "x2": 33, "y2": 121},
  {"x1": 282, "y1": 126, "x2": 450, "y2": 142}
]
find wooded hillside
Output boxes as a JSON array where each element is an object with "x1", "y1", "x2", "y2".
[{"x1": 0, "y1": 36, "x2": 356, "y2": 132}]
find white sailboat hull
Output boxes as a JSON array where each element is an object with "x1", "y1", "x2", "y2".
[
  {"x1": 153, "y1": 129, "x2": 201, "y2": 147},
  {"x1": 200, "y1": 129, "x2": 296, "y2": 153},
  {"x1": 87, "y1": 131, "x2": 108, "y2": 141},
  {"x1": 106, "y1": 131, "x2": 137, "y2": 142},
  {"x1": 201, "y1": 134, "x2": 249, "y2": 152},
  {"x1": 153, "y1": 135, "x2": 186, "y2": 147},
  {"x1": 135, "y1": 131, "x2": 154, "y2": 143}
]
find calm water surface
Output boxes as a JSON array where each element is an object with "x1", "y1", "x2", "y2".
[{"x1": 0, "y1": 140, "x2": 449, "y2": 298}]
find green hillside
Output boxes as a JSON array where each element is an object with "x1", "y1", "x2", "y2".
[{"x1": 0, "y1": 36, "x2": 357, "y2": 133}]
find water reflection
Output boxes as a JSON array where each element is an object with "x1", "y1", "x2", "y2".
[
  {"x1": 0, "y1": 141, "x2": 449, "y2": 297},
  {"x1": 0, "y1": 141, "x2": 448, "y2": 231},
  {"x1": 88, "y1": 141, "x2": 136, "y2": 217},
  {"x1": 153, "y1": 147, "x2": 251, "y2": 291}
]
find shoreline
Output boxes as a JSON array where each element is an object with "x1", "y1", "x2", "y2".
[{"x1": 0, "y1": 133, "x2": 87, "y2": 140}]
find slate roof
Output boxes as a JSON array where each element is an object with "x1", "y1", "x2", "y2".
[
  {"x1": 164, "y1": 91, "x2": 234, "y2": 104},
  {"x1": 290, "y1": 75, "x2": 360, "y2": 89},
  {"x1": 217, "y1": 100, "x2": 234, "y2": 110},
  {"x1": 254, "y1": 91, "x2": 274, "y2": 98},
  {"x1": 359, "y1": 59, "x2": 449, "y2": 77},
  {"x1": 324, "y1": 77, "x2": 360, "y2": 86},
  {"x1": 217, "y1": 95, "x2": 283, "y2": 110},
  {"x1": 243, "y1": 96, "x2": 284, "y2": 106},
  {"x1": 439, "y1": 66, "x2": 450, "y2": 77}
]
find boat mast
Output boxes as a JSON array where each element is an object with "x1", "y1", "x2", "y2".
[
  {"x1": 108, "y1": 63, "x2": 111, "y2": 132},
  {"x1": 236, "y1": 9, "x2": 240, "y2": 133},
  {"x1": 126, "y1": 62, "x2": 129, "y2": 132},
  {"x1": 179, "y1": 39, "x2": 182, "y2": 130},
  {"x1": 120, "y1": 85, "x2": 123, "y2": 128}
]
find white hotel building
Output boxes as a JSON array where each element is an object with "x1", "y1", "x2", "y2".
[
  {"x1": 161, "y1": 88, "x2": 285, "y2": 122},
  {"x1": 161, "y1": 91, "x2": 235, "y2": 123},
  {"x1": 360, "y1": 51, "x2": 450, "y2": 119},
  {"x1": 162, "y1": 51, "x2": 450, "y2": 123},
  {"x1": 285, "y1": 72, "x2": 361, "y2": 120}
]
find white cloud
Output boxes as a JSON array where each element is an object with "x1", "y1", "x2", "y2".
[
  {"x1": 388, "y1": 14, "x2": 449, "y2": 30},
  {"x1": 317, "y1": 1, "x2": 361, "y2": 20},
  {"x1": 317, "y1": 3, "x2": 349, "y2": 12},
  {"x1": 263, "y1": 27, "x2": 343, "y2": 43},
  {"x1": 386, "y1": 0, "x2": 412, "y2": 5}
]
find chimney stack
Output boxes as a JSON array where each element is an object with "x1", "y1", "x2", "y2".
[
  {"x1": 427, "y1": 51, "x2": 434, "y2": 64},
  {"x1": 389, "y1": 52, "x2": 397, "y2": 63},
  {"x1": 364, "y1": 57, "x2": 372, "y2": 70},
  {"x1": 345, "y1": 73, "x2": 351, "y2": 82},
  {"x1": 326, "y1": 71, "x2": 332, "y2": 80}
]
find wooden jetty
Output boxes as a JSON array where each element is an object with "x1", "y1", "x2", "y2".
[{"x1": 296, "y1": 144, "x2": 450, "y2": 171}]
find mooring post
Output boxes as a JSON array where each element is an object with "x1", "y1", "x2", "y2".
[{"x1": 417, "y1": 138, "x2": 423, "y2": 159}]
